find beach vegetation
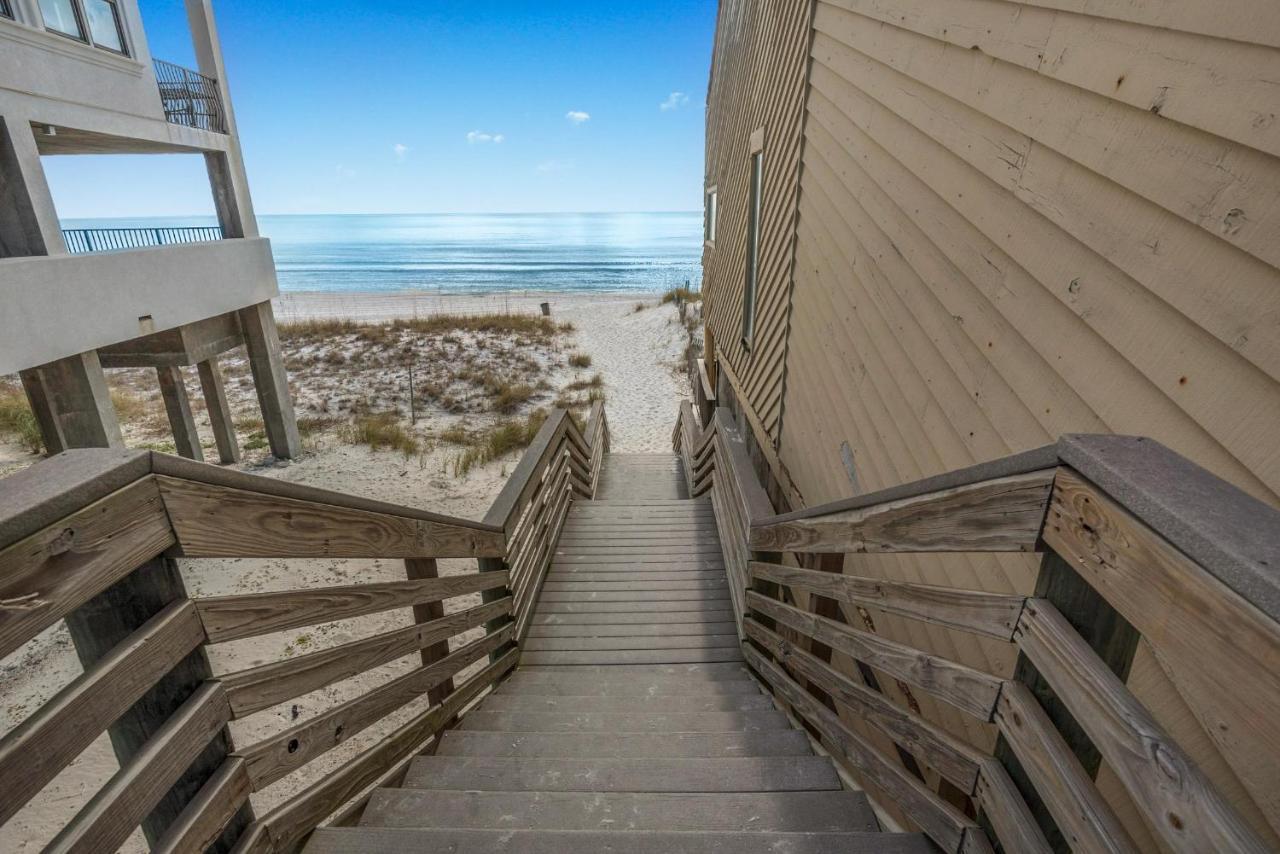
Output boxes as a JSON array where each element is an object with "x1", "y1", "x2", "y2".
[
  {"x1": 660, "y1": 286, "x2": 701, "y2": 304},
  {"x1": 451, "y1": 408, "x2": 548, "y2": 477},
  {"x1": 567, "y1": 352, "x2": 592, "y2": 368},
  {"x1": 342, "y1": 411, "x2": 420, "y2": 457},
  {"x1": 0, "y1": 382, "x2": 43, "y2": 454}
]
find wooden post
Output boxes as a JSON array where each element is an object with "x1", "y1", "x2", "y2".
[
  {"x1": 19, "y1": 368, "x2": 65, "y2": 455},
  {"x1": 478, "y1": 556, "x2": 514, "y2": 661},
  {"x1": 404, "y1": 558, "x2": 453, "y2": 704},
  {"x1": 39, "y1": 351, "x2": 123, "y2": 449},
  {"x1": 197, "y1": 356, "x2": 241, "y2": 464},
  {"x1": 63, "y1": 557, "x2": 253, "y2": 851},
  {"x1": 238, "y1": 301, "x2": 301, "y2": 460},
  {"x1": 157, "y1": 365, "x2": 205, "y2": 462}
]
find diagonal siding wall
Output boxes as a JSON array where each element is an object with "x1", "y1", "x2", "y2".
[
  {"x1": 702, "y1": 0, "x2": 812, "y2": 448},
  {"x1": 773, "y1": 0, "x2": 1280, "y2": 846}
]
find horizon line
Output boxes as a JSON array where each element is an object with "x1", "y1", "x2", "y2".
[{"x1": 62, "y1": 210, "x2": 703, "y2": 220}]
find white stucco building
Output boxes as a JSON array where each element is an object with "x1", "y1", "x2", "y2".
[{"x1": 0, "y1": 0, "x2": 299, "y2": 460}]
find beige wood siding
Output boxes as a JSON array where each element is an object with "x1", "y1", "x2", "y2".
[
  {"x1": 764, "y1": 0, "x2": 1280, "y2": 845},
  {"x1": 701, "y1": 0, "x2": 812, "y2": 446}
]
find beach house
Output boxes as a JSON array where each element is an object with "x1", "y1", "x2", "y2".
[
  {"x1": 0, "y1": 0, "x2": 299, "y2": 461},
  {"x1": 692, "y1": 0, "x2": 1280, "y2": 847}
]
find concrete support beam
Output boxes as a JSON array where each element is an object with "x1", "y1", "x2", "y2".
[
  {"x1": 157, "y1": 365, "x2": 204, "y2": 461},
  {"x1": 0, "y1": 116, "x2": 66, "y2": 257},
  {"x1": 197, "y1": 356, "x2": 240, "y2": 464},
  {"x1": 18, "y1": 368, "x2": 65, "y2": 455},
  {"x1": 40, "y1": 351, "x2": 122, "y2": 448},
  {"x1": 238, "y1": 301, "x2": 300, "y2": 459}
]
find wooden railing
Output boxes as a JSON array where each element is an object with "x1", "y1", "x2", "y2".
[
  {"x1": 674, "y1": 404, "x2": 1280, "y2": 854},
  {"x1": 0, "y1": 405, "x2": 607, "y2": 853}
]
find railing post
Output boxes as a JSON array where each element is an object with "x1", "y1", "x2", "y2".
[
  {"x1": 478, "y1": 556, "x2": 515, "y2": 662},
  {"x1": 404, "y1": 559, "x2": 454, "y2": 705},
  {"x1": 63, "y1": 557, "x2": 253, "y2": 851}
]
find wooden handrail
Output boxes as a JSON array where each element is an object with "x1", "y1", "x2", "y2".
[
  {"x1": 676, "y1": 405, "x2": 1280, "y2": 854},
  {"x1": 0, "y1": 402, "x2": 611, "y2": 852}
]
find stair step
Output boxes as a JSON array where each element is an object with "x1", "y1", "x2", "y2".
[
  {"x1": 530, "y1": 609, "x2": 736, "y2": 624},
  {"x1": 516, "y1": 662, "x2": 752, "y2": 678},
  {"x1": 459, "y1": 709, "x2": 790, "y2": 733},
  {"x1": 524, "y1": 620, "x2": 739, "y2": 638},
  {"x1": 541, "y1": 579, "x2": 728, "y2": 591},
  {"x1": 523, "y1": 636, "x2": 740, "y2": 653},
  {"x1": 402, "y1": 756, "x2": 843, "y2": 792},
  {"x1": 436, "y1": 730, "x2": 811, "y2": 758},
  {"x1": 360, "y1": 789, "x2": 877, "y2": 832},
  {"x1": 537, "y1": 589, "x2": 731, "y2": 602},
  {"x1": 305, "y1": 828, "x2": 931, "y2": 854},
  {"x1": 497, "y1": 675, "x2": 760, "y2": 696},
  {"x1": 479, "y1": 693, "x2": 774, "y2": 713},
  {"x1": 533, "y1": 601, "x2": 732, "y2": 614},
  {"x1": 521, "y1": 648, "x2": 743, "y2": 666}
]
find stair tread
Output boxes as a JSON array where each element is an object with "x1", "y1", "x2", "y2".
[
  {"x1": 435, "y1": 730, "x2": 810, "y2": 758},
  {"x1": 360, "y1": 789, "x2": 877, "y2": 832},
  {"x1": 459, "y1": 709, "x2": 788, "y2": 733},
  {"x1": 480, "y1": 693, "x2": 774, "y2": 712},
  {"x1": 305, "y1": 828, "x2": 932, "y2": 854},
  {"x1": 520, "y1": 648, "x2": 744, "y2": 665},
  {"x1": 402, "y1": 756, "x2": 843, "y2": 792}
]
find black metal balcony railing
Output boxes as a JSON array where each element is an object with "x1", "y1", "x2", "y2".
[
  {"x1": 62, "y1": 226, "x2": 224, "y2": 254},
  {"x1": 153, "y1": 58, "x2": 227, "y2": 134}
]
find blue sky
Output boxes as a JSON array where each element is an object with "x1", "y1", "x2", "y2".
[{"x1": 45, "y1": 0, "x2": 715, "y2": 217}]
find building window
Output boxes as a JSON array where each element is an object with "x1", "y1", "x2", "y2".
[
  {"x1": 705, "y1": 187, "x2": 718, "y2": 245},
  {"x1": 0, "y1": 0, "x2": 14, "y2": 20},
  {"x1": 39, "y1": 0, "x2": 128, "y2": 55},
  {"x1": 742, "y1": 149, "x2": 763, "y2": 347}
]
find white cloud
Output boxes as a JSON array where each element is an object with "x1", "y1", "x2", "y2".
[
  {"x1": 659, "y1": 92, "x2": 690, "y2": 111},
  {"x1": 467, "y1": 130, "x2": 505, "y2": 144},
  {"x1": 392, "y1": 143, "x2": 409, "y2": 160},
  {"x1": 565, "y1": 110, "x2": 590, "y2": 125}
]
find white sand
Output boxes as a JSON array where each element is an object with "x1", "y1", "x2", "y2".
[{"x1": 0, "y1": 289, "x2": 694, "y2": 850}]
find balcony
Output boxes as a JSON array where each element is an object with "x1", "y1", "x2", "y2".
[
  {"x1": 153, "y1": 59, "x2": 227, "y2": 134},
  {"x1": 61, "y1": 225, "x2": 224, "y2": 254}
]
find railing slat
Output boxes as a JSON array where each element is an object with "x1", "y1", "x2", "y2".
[
  {"x1": 1016, "y1": 599, "x2": 1269, "y2": 853},
  {"x1": 995, "y1": 681, "x2": 1139, "y2": 854},
  {"x1": 750, "y1": 561, "x2": 1024, "y2": 640},
  {"x1": 194, "y1": 570, "x2": 510, "y2": 643},
  {"x1": 236, "y1": 625, "x2": 515, "y2": 789},
  {"x1": 46, "y1": 682, "x2": 231, "y2": 854},
  {"x1": 747, "y1": 590, "x2": 1003, "y2": 720},
  {"x1": 151, "y1": 757, "x2": 252, "y2": 854},
  {"x1": 0, "y1": 600, "x2": 204, "y2": 826},
  {"x1": 157, "y1": 475, "x2": 505, "y2": 559},
  {"x1": 750, "y1": 468, "x2": 1056, "y2": 553},
  {"x1": 973, "y1": 758, "x2": 1053, "y2": 854},
  {"x1": 0, "y1": 476, "x2": 174, "y2": 660},
  {"x1": 221, "y1": 597, "x2": 512, "y2": 717}
]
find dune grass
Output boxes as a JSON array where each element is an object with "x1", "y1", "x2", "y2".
[
  {"x1": 660, "y1": 286, "x2": 701, "y2": 304},
  {"x1": 341, "y1": 411, "x2": 420, "y2": 457},
  {"x1": 568, "y1": 352, "x2": 592, "y2": 369},
  {"x1": 452, "y1": 409, "x2": 548, "y2": 477},
  {"x1": 0, "y1": 384, "x2": 43, "y2": 454}
]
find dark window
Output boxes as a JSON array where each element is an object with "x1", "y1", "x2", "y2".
[
  {"x1": 84, "y1": 0, "x2": 126, "y2": 53},
  {"x1": 0, "y1": 0, "x2": 14, "y2": 20},
  {"x1": 39, "y1": 0, "x2": 129, "y2": 55},
  {"x1": 39, "y1": 0, "x2": 85, "y2": 40},
  {"x1": 705, "y1": 188, "x2": 718, "y2": 244},
  {"x1": 742, "y1": 150, "x2": 762, "y2": 346}
]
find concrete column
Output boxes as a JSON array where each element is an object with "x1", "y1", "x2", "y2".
[
  {"x1": 238, "y1": 301, "x2": 300, "y2": 459},
  {"x1": 19, "y1": 368, "x2": 66, "y2": 455},
  {"x1": 156, "y1": 366, "x2": 204, "y2": 461},
  {"x1": 197, "y1": 356, "x2": 240, "y2": 464},
  {"x1": 185, "y1": 0, "x2": 259, "y2": 239},
  {"x1": 39, "y1": 351, "x2": 123, "y2": 449},
  {"x1": 0, "y1": 116, "x2": 67, "y2": 257}
]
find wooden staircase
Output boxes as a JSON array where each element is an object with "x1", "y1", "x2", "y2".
[{"x1": 302, "y1": 454, "x2": 930, "y2": 853}]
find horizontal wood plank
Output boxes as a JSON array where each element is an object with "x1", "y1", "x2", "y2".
[
  {"x1": 0, "y1": 476, "x2": 174, "y2": 660},
  {"x1": 46, "y1": 681, "x2": 231, "y2": 854},
  {"x1": 222, "y1": 597, "x2": 512, "y2": 717},
  {"x1": 747, "y1": 591, "x2": 1002, "y2": 720},
  {"x1": 195, "y1": 571, "x2": 510, "y2": 643},
  {"x1": 750, "y1": 469, "x2": 1054, "y2": 553},
  {"x1": 0, "y1": 599, "x2": 205, "y2": 826},
  {"x1": 750, "y1": 561, "x2": 1023, "y2": 639},
  {"x1": 158, "y1": 476, "x2": 504, "y2": 559},
  {"x1": 1016, "y1": 599, "x2": 1268, "y2": 853}
]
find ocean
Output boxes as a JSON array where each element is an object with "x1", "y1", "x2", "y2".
[{"x1": 60, "y1": 212, "x2": 703, "y2": 295}]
